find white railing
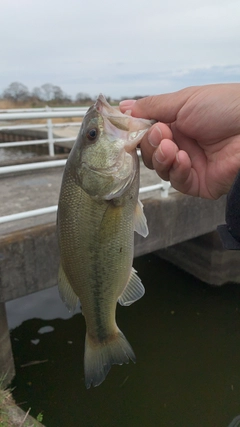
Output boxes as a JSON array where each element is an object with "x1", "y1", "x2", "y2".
[
  {"x1": 0, "y1": 181, "x2": 171, "y2": 225},
  {"x1": 0, "y1": 107, "x2": 172, "y2": 225},
  {"x1": 0, "y1": 106, "x2": 88, "y2": 113},
  {"x1": 0, "y1": 159, "x2": 67, "y2": 175},
  {"x1": 0, "y1": 179, "x2": 171, "y2": 225},
  {"x1": 0, "y1": 107, "x2": 87, "y2": 157}
]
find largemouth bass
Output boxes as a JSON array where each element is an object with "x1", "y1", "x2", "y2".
[{"x1": 57, "y1": 94, "x2": 153, "y2": 388}]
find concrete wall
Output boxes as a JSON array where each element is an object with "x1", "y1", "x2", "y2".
[
  {"x1": 0, "y1": 191, "x2": 229, "y2": 386},
  {"x1": 156, "y1": 230, "x2": 240, "y2": 286},
  {"x1": 0, "y1": 223, "x2": 59, "y2": 303},
  {"x1": 0, "y1": 192, "x2": 227, "y2": 302},
  {"x1": 135, "y1": 192, "x2": 226, "y2": 256},
  {"x1": 0, "y1": 303, "x2": 15, "y2": 386}
]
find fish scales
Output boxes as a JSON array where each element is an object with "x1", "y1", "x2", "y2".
[
  {"x1": 58, "y1": 159, "x2": 138, "y2": 337},
  {"x1": 57, "y1": 94, "x2": 153, "y2": 388}
]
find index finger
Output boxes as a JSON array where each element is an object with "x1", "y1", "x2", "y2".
[{"x1": 120, "y1": 87, "x2": 197, "y2": 123}]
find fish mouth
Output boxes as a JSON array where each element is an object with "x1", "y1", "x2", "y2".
[{"x1": 95, "y1": 94, "x2": 113, "y2": 115}]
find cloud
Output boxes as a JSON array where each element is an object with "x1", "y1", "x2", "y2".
[{"x1": 0, "y1": 0, "x2": 240, "y2": 98}]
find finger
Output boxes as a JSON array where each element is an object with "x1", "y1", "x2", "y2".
[
  {"x1": 119, "y1": 99, "x2": 135, "y2": 113},
  {"x1": 120, "y1": 87, "x2": 197, "y2": 123},
  {"x1": 151, "y1": 139, "x2": 179, "y2": 181},
  {"x1": 140, "y1": 122, "x2": 173, "y2": 169},
  {"x1": 153, "y1": 148, "x2": 200, "y2": 196}
]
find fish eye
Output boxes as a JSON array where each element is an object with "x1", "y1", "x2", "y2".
[{"x1": 86, "y1": 128, "x2": 98, "y2": 141}]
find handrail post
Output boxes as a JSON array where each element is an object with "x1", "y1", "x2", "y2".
[
  {"x1": 46, "y1": 106, "x2": 54, "y2": 156},
  {"x1": 161, "y1": 180, "x2": 171, "y2": 198}
]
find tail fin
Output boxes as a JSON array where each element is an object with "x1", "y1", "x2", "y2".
[{"x1": 84, "y1": 329, "x2": 136, "y2": 389}]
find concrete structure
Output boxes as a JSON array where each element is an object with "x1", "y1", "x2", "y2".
[
  {"x1": 156, "y1": 230, "x2": 240, "y2": 286},
  {"x1": 0, "y1": 121, "x2": 80, "y2": 158},
  {"x1": 2, "y1": 159, "x2": 239, "y2": 390},
  {"x1": 0, "y1": 385, "x2": 44, "y2": 427},
  {"x1": 0, "y1": 303, "x2": 15, "y2": 386},
  {"x1": 0, "y1": 182, "x2": 228, "y2": 386},
  {"x1": 2, "y1": 110, "x2": 240, "y2": 427}
]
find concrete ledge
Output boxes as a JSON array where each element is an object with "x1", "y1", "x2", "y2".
[
  {"x1": 135, "y1": 192, "x2": 226, "y2": 256},
  {"x1": 0, "y1": 391, "x2": 45, "y2": 427},
  {"x1": 0, "y1": 193, "x2": 227, "y2": 302},
  {"x1": 0, "y1": 223, "x2": 59, "y2": 302},
  {"x1": 0, "y1": 303, "x2": 15, "y2": 385},
  {"x1": 156, "y1": 231, "x2": 240, "y2": 286}
]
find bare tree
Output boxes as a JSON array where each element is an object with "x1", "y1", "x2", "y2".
[
  {"x1": 52, "y1": 85, "x2": 64, "y2": 101},
  {"x1": 3, "y1": 82, "x2": 29, "y2": 102},
  {"x1": 40, "y1": 83, "x2": 55, "y2": 102},
  {"x1": 32, "y1": 86, "x2": 43, "y2": 101},
  {"x1": 33, "y1": 83, "x2": 71, "y2": 104},
  {"x1": 75, "y1": 92, "x2": 92, "y2": 103},
  {"x1": 52, "y1": 85, "x2": 71, "y2": 103}
]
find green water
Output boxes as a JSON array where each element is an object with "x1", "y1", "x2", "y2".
[{"x1": 9, "y1": 254, "x2": 240, "y2": 427}]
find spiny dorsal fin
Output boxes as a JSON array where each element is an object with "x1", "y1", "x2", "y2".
[
  {"x1": 58, "y1": 263, "x2": 80, "y2": 312},
  {"x1": 134, "y1": 199, "x2": 149, "y2": 237},
  {"x1": 118, "y1": 268, "x2": 145, "y2": 306}
]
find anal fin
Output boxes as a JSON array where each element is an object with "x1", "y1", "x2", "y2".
[{"x1": 118, "y1": 267, "x2": 145, "y2": 306}]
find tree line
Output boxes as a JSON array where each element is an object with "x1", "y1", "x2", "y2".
[
  {"x1": 0, "y1": 82, "x2": 105, "y2": 106},
  {"x1": 0, "y1": 82, "x2": 145, "y2": 107}
]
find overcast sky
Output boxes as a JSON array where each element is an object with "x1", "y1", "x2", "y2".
[{"x1": 1, "y1": 0, "x2": 240, "y2": 99}]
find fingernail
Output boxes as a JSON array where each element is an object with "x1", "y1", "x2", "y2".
[
  {"x1": 154, "y1": 144, "x2": 165, "y2": 163},
  {"x1": 172, "y1": 152, "x2": 180, "y2": 170},
  {"x1": 119, "y1": 99, "x2": 136, "y2": 110},
  {"x1": 148, "y1": 126, "x2": 162, "y2": 148}
]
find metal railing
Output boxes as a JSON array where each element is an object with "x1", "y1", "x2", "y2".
[
  {"x1": 0, "y1": 107, "x2": 87, "y2": 156},
  {"x1": 0, "y1": 106, "x2": 88, "y2": 113},
  {"x1": 0, "y1": 106, "x2": 172, "y2": 225},
  {"x1": 0, "y1": 181, "x2": 171, "y2": 225},
  {"x1": 0, "y1": 106, "x2": 87, "y2": 157}
]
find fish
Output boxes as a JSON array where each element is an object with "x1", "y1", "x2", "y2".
[{"x1": 57, "y1": 94, "x2": 154, "y2": 388}]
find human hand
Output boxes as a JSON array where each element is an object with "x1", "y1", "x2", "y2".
[{"x1": 119, "y1": 84, "x2": 240, "y2": 199}]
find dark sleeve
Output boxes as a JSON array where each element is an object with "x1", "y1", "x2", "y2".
[{"x1": 217, "y1": 171, "x2": 240, "y2": 250}]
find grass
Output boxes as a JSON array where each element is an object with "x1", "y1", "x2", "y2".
[
  {"x1": 0, "y1": 99, "x2": 89, "y2": 109},
  {"x1": 0, "y1": 377, "x2": 43, "y2": 427},
  {"x1": 0, "y1": 384, "x2": 13, "y2": 426}
]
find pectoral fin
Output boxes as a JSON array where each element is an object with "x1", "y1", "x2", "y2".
[
  {"x1": 134, "y1": 199, "x2": 149, "y2": 237},
  {"x1": 58, "y1": 263, "x2": 80, "y2": 312},
  {"x1": 118, "y1": 268, "x2": 145, "y2": 306}
]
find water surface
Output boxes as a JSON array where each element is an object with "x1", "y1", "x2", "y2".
[{"x1": 8, "y1": 254, "x2": 240, "y2": 427}]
